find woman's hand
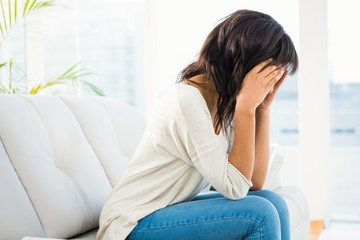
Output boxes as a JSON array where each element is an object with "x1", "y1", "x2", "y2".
[
  {"x1": 236, "y1": 59, "x2": 285, "y2": 113},
  {"x1": 257, "y1": 68, "x2": 288, "y2": 111}
]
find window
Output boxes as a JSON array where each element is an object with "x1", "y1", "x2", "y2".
[
  {"x1": 40, "y1": 0, "x2": 147, "y2": 110},
  {"x1": 328, "y1": 0, "x2": 360, "y2": 147},
  {"x1": 328, "y1": 0, "x2": 360, "y2": 221}
]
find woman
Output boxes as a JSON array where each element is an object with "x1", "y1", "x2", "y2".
[{"x1": 97, "y1": 9, "x2": 298, "y2": 240}]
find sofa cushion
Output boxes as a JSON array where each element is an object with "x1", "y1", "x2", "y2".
[
  {"x1": 0, "y1": 95, "x2": 146, "y2": 240},
  {"x1": 0, "y1": 139, "x2": 46, "y2": 239},
  {"x1": 1, "y1": 95, "x2": 308, "y2": 240},
  {"x1": 277, "y1": 185, "x2": 310, "y2": 239}
]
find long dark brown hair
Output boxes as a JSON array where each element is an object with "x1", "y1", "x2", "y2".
[{"x1": 178, "y1": 9, "x2": 298, "y2": 132}]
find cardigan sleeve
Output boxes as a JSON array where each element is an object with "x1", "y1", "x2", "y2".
[{"x1": 176, "y1": 88, "x2": 252, "y2": 200}]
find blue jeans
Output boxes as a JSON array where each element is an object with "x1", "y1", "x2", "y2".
[{"x1": 127, "y1": 190, "x2": 290, "y2": 240}]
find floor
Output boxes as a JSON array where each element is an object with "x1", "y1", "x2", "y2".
[{"x1": 310, "y1": 221, "x2": 360, "y2": 240}]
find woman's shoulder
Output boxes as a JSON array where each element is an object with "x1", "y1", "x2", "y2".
[
  {"x1": 165, "y1": 83, "x2": 202, "y2": 97},
  {"x1": 168, "y1": 83, "x2": 208, "y2": 110},
  {"x1": 152, "y1": 83, "x2": 210, "y2": 121}
]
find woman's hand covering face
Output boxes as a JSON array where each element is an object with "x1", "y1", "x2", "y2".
[{"x1": 236, "y1": 59, "x2": 287, "y2": 111}]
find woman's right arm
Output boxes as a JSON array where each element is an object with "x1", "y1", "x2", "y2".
[{"x1": 228, "y1": 59, "x2": 282, "y2": 181}]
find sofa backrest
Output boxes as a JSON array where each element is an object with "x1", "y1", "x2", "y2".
[{"x1": 0, "y1": 95, "x2": 147, "y2": 240}]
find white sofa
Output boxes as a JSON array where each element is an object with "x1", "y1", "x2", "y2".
[{"x1": 0, "y1": 95, "x2": 309, "y2": 240}]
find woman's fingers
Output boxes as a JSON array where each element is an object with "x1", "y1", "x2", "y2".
[
  {"x1": 264, "y1": 67, "x2": 281, "y2": 81},
  {"x1": 250, "y1": 58, "x2": 273, "y2": 74},
  {"x1": 261, "y1": 65, "x2": 279, "y2": 78},
  {"x1": 271, "y1": 69, "x2": 288, "y2": 94},
  {"x1": 239, "y1": 60, "x2": 287, "y2": 110},
  {"x1": 248, "y1": 59, "x2": 284, "y2": 82},
  {"x1": 266, "y1": 68, "x2": 285, "y2": 90}
]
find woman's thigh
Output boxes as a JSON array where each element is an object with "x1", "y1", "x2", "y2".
[
  {"x1": 127, "y1": 193, "x2": 281, "y2": 240},
  {"x1": 192, "y1": 189, "x2": 290, "y2": 240}
]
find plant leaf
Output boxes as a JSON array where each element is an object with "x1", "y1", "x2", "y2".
[
  {"x1": 0, "y1": 22, "x2": 3, "y2": 38},
  {"x1": 28, "y1": 84, "x2": 41, "y2": 94},
  {"x1": 8, "y1": 0, "x2": 12, "y2": 26},
  {"x1": 28, "y1": 62, "x2": 104, "y2": 96},
  {"x1": 0, "y1": 82, "x2": 9, "y2": 93},
  {"x1": 27, "y1": 0, "x2": 37, "y2": 13},
  {"x1": 22, "y1": 0, "x2": 30, "y2": 15},
  {"x1": 14, "y1": 0, "x2": 17, "y2": 22},
  {"x1": 28, "y1": 81, "x2": 60, "y2": 94},
  {"x1": 33, "y1": 1, "x2": 53, "y2": 10},
  {"x1": 0, "y1": 0, "x2": 8, "y2": 32},
  {"x1": 57, "y1": 62, "x2": 79, "y2": 79},
  {"x1": 81, "y1": 80, "x2": 105, "y2": 96}
]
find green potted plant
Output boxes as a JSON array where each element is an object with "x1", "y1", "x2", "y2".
[{"x1": 0, "y1": 0, "x2": 104, "y2": 95}]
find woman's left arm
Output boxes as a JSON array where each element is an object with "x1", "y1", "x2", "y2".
[
  {"x1": 251, "y1": 68, "x2": 288, "y2": 190},
  {"x1": 251, "y1": 108, "x2": 271, "y2": 190}
]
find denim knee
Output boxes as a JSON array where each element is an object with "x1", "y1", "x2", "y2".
[
  {"x1": 243, "y1": 196, "x2": 281, "y2": 239},
  {"x1": 248, "y1": 190, "x2": 290, "y2": 240},
  {"x1": 250, "y1": 190, "x2": 289, "y2": 218}
]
